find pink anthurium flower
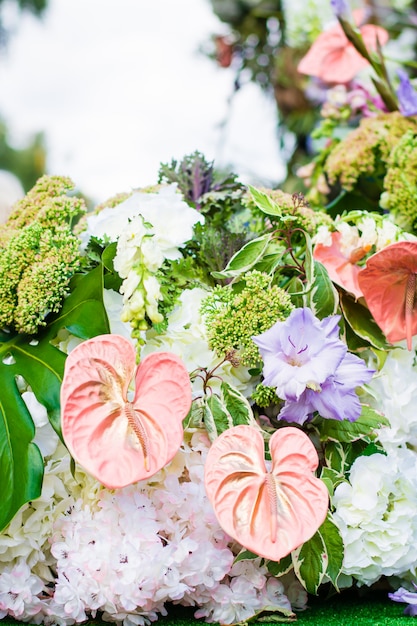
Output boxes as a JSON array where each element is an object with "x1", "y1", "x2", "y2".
[
  {"x1": 204, "y1": 425, "x2": 329, "y2": 561},
  {"x1": 358, "y1": 241, "x2": 417, "y2": 350},
  {"x1": 61, "y1": 334, "x2": 192, "y2": 488},
  {"x1": 313, "y1": 230, "x2": 369, "y2": 299},
  {"x1": 297, "y1": 11, "x2": 389, "y2": 84}
]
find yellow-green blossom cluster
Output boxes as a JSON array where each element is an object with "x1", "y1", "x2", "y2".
[
  {"x1": 325, "y1": 112, "x2": 417, "y2": 191},
  {"x1": 380, "y1": 130, "x2": 417, "y2": 232},
  {"x1": 0, "y1": 176, "x2": 85, "y2": 334},
  {"x1": 251, "y1": 383, "x2": 280, "y2": 408},
  {"x1": 201, "y1": 270, "x2": 294, "y2": 367}
]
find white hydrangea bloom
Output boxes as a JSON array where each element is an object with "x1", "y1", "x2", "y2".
[
  {"x1": 366, "y1": 344, "x2": 417, "y2": 450},
  {"x1": 333, "y1": 448, "x2": 417, "y2": 586}
]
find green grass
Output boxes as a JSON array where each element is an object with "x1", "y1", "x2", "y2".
[{"x1": 0, "y1": 590, "x2": 411, "y2": 625}]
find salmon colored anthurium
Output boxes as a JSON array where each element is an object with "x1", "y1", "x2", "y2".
[
  {"x1": 297, "y1": 11, "x2": 388, "y2": 84},
  {"x1": 204, "y1": 425, "x2": 329, "y2": 561},
  {"x1": 61, "y1": 334, "x2": 192, "y2": 489},
  {"x1": 314, "y1": 231, "x2": 368, "y2": 299},
  {"x1": 358, "y1": 241, "x2": 417, "y2": 350}
]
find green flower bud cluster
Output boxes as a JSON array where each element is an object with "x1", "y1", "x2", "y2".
[
  {"x1": 201, "y1": 270, "x2": 294, "y2": 367},
  {"x1": 0, "y1": 176, "x2": 85, "y2": 334},
  {"x1": 325, "y1": 112, "x2": 417, "y2": 191},
  {"x1": 251, "y1": 383, "x2": 280, "y2": 408},
  {"x1": 380, "y1": 130, "x2": 417, "y2": 232}
]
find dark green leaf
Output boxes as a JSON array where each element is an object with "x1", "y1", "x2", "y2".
[
  {"x1": 317, "y1": 405, "x2": 389, "y2": 443},
  {"x1": 340, "y1": 292, "x2": 390, "y2": 350},
  {"x1": 267, "y1": 553, "x2": 293, "y2": 576}
]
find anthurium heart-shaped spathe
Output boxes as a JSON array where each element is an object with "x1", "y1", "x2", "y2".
[
  {"x1": 204, "y1": 425, "x2": 329, "y2": 561},
  {"x1": 61, "y1": 334, "x2": 192, "y2": 489},
  {"x1": 358, "y1": 241, "x2": 417, "y2": 350}
]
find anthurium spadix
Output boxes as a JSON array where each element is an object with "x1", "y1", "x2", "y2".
[
  {"x1": 204, "y1": 425, "x2": 329, "y2": 561},
  {"x1": 61, "y1": 334, "x2": 192, "y2": 489}
]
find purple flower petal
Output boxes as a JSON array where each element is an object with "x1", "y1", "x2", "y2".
[
  {"x1": 397, "y1": 69, "x2": 417, "y2": 117},
  {"x1": 253, "y1": 308, "x2": 346, "y2": 401},
  {"x1": 253, "y1": 307, "x2": 374, "y2": 425}
]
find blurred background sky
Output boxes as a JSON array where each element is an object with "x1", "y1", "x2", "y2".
[{"x1": 0, "y1": 0, "x2": 285, "y2": 203}]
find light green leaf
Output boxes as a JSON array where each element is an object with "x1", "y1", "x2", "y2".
[
  {"x1": 311, "y1": 261, "x2": 339, "y2": 318},
  {"x1": 248, "y1": 185, "x2": 283, "y2": 217},
  {"x1": 234, "y1": 549, "x2": 259, "y2": 563},
  {"x1": 211, "y1": 234, "x2": 272, "y2": 280},
  {"x1": 319, "y1": 467, "x2": 345, "y2": 497},
  {"x1": 203, "y1": 394, "x2": 232, "y2": 440},
  {"x1": 221, "y1": 381, "x2": 254, "y2": 426}
]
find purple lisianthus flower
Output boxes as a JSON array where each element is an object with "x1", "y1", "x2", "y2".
[
  {"x1": 252, "y1": 307, "x2": 374, "y2": 425},
  {"x1": 389, "y1": 585, "x2": 417, "y2": 616},
  {"x1": 397, "y1": 69, "x2": 417, "y2": 117}
]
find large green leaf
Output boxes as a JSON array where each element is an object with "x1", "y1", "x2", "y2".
[{"x1": 0, "y1": 264, "x2": 110, "y2": 531}]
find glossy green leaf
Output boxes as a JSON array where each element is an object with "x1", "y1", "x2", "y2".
[
  {"x1": 311, "y1": 261, "x2": 339, "y2": 319},
  {"x1": 292, "y1": 513, "x2": 343, "y2": 594},
  {"x1": 0, "y1": 264, "x2": 110, "y2": 531},
  {"x1": 266, "y1": 553, "x2": 293, "y2": 577},
  {"x1": 211, "y1": 234, "x2": 272, "y2": 280},
  {"x1": 318, "y1": 514, "x2": 344, "y2": 591},
  {"x1": 340, "y1": 292, "x2": 390, "y2": 351},
  {"x1": 248, "y1": 185, "x2": 284, "y2": 217},
  {"x1": 203, "y1": 381, "x2": 257, "y2": 440},
  {"x1": 292, "y1": 527, "x2": 327, "y2": 594},
  {"x1": 319, "y1": 467, "x2": 345, "y2": 497}
]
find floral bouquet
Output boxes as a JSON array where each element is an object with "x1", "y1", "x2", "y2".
[{"x1": 2, "y1": 1, "x2": 417, "y2": 623}]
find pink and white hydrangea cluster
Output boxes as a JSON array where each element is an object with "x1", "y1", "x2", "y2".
[{"x1": 0, "y1": 428, "x2": 304, "y2": 625}]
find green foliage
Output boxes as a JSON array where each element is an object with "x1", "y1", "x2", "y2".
[
  {"x1": 291, "y1": 514, "x2": 344, "y2": 594},
  {"x1": 0, "y1": 263, "x2": 110, "y2": 531},
  {"x1": 313, "y1": 405, "x2": 389, "y2": 444},
  {"x1": 193, "y1": 380, "x2": 257, "y2": 441}
]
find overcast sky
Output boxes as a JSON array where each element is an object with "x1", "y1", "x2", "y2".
[{"x1": 0, "y1": 0, "x2": 285, "y2": 203}]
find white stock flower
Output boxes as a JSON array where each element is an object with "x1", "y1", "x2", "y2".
[
  {"x1": 333, "y1": 448, "x2": 417, "y2": 586},
  {"x1": 82, "y1": 184, "x2": 203, "y2": 261}
]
